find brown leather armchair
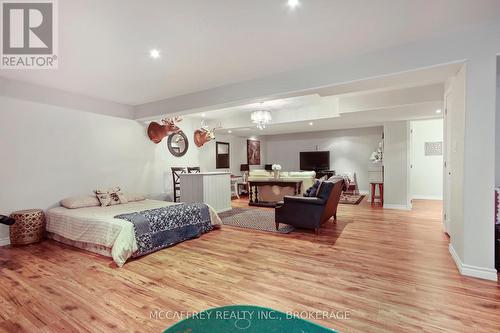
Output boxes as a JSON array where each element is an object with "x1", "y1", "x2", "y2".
[{"x1": 275, "y1": 179, "x2": 344, "y2": 234}]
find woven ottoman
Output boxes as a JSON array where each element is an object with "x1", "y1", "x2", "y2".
[{"x1": 9, "y1": 209, "x2": 45, "y2": 245}]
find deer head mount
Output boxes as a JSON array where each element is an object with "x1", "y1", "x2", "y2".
[
  {"x1": 194, "y1": 127, "x2": 216, "y2": 147},
  {"x1": 147, "y1": 116, "x2": 183, "y2": 144}
]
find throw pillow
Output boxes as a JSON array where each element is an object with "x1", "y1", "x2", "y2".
[
  {"x1": 95, "y1": 186, "x2": 128, "y2": 207},
  {"x1": 303, "y1": 180, "x2": 322, "y2": 197},
  {"x1": 95, "y1": 189, "x2": 112, "y2": 207},
  {"x1": 110, "y1": 186, "x2": 128, "y2": 204}
]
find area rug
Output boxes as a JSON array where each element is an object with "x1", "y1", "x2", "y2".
[
  {"x1": 163, "y1": 305, "x2": 337, "y2": 333},
  {"x1": 219, "y1": 208, "x2": 294, "y2": 234},
  {"x1": 340, "y1": 194, "x2": 365, "y2": 205}
]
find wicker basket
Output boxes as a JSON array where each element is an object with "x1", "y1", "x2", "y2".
[{"x1": 9, "y1": 209, "x2": 45, "y2": 245}]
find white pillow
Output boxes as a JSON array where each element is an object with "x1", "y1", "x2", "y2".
[
  {"x1": 60, "y1": 195, "x2": 100, "y2": 209},
  {"x1": 125, "y1": 193, "x2": 147, "y2": 202}
]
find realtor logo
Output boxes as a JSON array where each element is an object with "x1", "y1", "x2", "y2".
[{"x1": 1, "y1": 0, "x2": 58, "y2": 69}]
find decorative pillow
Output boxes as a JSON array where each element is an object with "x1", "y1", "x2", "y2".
[
  {"x1": 60, "y1": 195, "x2": 100, "y2": 209},
  {"x1": 95, "y1": 189, "x2": 112, "y2": 207},
  {"x1": 303, "y1": 180, "x2": 323, "y2": 197},
  {"x1": 95, "y1": 186, "x2": 128, "y2": 207},
  {"x1": 110, "y1": 186, "x2": 128, "y2": 204}
]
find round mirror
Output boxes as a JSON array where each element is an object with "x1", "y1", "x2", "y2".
[{"x1": 167, "y1": 131, "x2": 189, "y2": 157}]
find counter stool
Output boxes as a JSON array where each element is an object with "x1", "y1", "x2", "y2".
[{"x1": 370, "y1": 183, "x2": 384, "y2": 206}]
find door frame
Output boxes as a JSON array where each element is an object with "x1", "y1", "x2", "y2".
[{"x1": 443, "y1": 89, "x2": 452, "y2": 235}]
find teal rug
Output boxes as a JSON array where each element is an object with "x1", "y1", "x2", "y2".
[{"x1": 163, "y1": 305, "x2": 337, "y2": 333}]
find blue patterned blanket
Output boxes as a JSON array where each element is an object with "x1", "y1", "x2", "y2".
[{"x1": 114, "y1": 203, "x2": 212, "y2": 258}]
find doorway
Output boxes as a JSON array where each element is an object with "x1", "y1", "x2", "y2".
[{"x1": 409, "y1": 118, "x2": 445, "y2": 224}]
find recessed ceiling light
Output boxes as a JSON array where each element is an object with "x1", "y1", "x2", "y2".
[
  {"x1": 287, "y1": 0, "x2": 300, "y2": 9},
  {"x1": 309, "y1": 122, "x2": 313, "y2": 126},
  {"x1": 228, "y1": 130, "x2": 232, "y2": 134},
  {"x1": 149, "y1": 49, "x2": 160, "y2": 59},
  {"x1": 436, "y1": 109, "x2": 442, "y2": 114},
  {"x1": 201, "y1": 113, "x2": 206, "y2": 117}
]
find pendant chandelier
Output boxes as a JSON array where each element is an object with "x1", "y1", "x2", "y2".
[{"x1": 251, "y1": 103, "x2": 272, "y2": 130}]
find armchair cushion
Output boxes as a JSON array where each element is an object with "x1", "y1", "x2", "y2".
[{"x1": 284, "y1": 196, "x2": 326, "y2": 206}]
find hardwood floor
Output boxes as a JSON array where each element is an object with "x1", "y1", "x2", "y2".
[{"x1": 0, "y1": 198, "x2": 499, "y2": 332}]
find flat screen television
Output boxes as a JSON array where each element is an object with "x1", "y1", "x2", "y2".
[{"x1": 300, "y1": 151, "x2": 330, "y2": 171}]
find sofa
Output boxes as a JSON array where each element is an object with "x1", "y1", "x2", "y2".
[
  {"x1": 275, "y1": 178, "x2": 344, "y2": 234},
  {"x1": 248, "y1": 170, "x2": 316, "y2": 203}
]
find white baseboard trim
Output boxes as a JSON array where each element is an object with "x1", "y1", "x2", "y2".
[
  {"x1": 449, "y1": 244, "x2": 498, "y2": 281},
  {"x1": 383, "y1": 204, "x2": 411, "y2": 210},
  {"x1": 0, "y1": 237, "x2": 10, "y2": 246},
  {"x1": 412, "y1": 195, "x2": 443, "y2": 200}
]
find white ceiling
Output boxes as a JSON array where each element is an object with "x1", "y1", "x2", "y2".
[
  {"x1": 1, "y1": 0, "x2": 500, "y2": 105},
  {"x1": 183, "y1": 64, "x2": 450, "y2": 136},
  {"x1": 190, "y1": 94, "x2": 326, "y2": 120},
  {"x1": 224, "y1": 102, "x2": 443, "y2": 136}
]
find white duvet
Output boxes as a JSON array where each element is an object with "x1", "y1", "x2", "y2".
[{"x1": 46, "y1": 200, "x2": 222, "y2": 267}]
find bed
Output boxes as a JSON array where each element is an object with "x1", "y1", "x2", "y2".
[{"x1": 46, "y1": 199, "x2": 222, "y2": 267}]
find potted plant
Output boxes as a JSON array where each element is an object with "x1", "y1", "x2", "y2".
[{"x1": 272, "y1": 164, "x2": 282, "y2": 179}]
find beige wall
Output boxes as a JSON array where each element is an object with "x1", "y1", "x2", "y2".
[
  {"x1": 198, "y1": 134, "x2": 266, "y2": 175},
  {"x1": 263, "y1": 127, "x2": 383, "y2": 192},
  {"x1": 410, "y1": 119, "x2": 444, "y2": 200},
  {"x1": 383, "y1": 121, "x2": 410, "y2": 209}
]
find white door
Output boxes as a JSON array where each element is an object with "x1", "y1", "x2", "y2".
[{"x1": 443, "y1": 93, "x2": 452, "y2": 234}]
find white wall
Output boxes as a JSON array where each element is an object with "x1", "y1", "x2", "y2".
[
  {"x1": 496, "y1": 63, "x2": 500, "y2": 186},
  {"x1": 383, "y1": 121, "x2": 410, "y2": 209},
  {"x1": 264, "y1": 127, "x2": 383, "y2": 192},
  {"x1": 461, "y1": 54, "x2": 496, "y2": 278},
  {"x1": 410, "y1": 119, "x2": 444, "y2": 200},
  {"x1": 0, "y1": 96, "x2": 200, "y2": 244},
  {"x1": 445, "y1": 65, "x2": 466, "y2": 264},
  {"x1": 198, "y1": 134, "x2": 266, "y2": 175}
]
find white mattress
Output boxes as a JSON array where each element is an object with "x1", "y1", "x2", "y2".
[{"x1": 46, "y1": 199, "x2": 222, "y2": 267}]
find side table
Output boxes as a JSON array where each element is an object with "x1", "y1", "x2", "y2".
[{"x1": 9, "y1": 209, "x2": 45, "y2": 245}]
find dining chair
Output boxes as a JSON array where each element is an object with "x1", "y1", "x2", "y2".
[{"x1": 171, "y1": 167, "x2": 187, "y2": 202}]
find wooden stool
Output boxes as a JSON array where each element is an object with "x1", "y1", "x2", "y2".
[
  {"x1": 9, "y1": 209, "x2": 45, "y2": 245},
  {"x1": 370, "y1": 183, "x2": 384, "y2": 206}
]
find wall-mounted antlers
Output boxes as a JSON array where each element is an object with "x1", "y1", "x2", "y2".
[
  {"x1": 194, "y1": 127, "x2": 216, "y2": 147},
  {"x1": 147, "y1": 116, "x2": 183, "y2": 144}
]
